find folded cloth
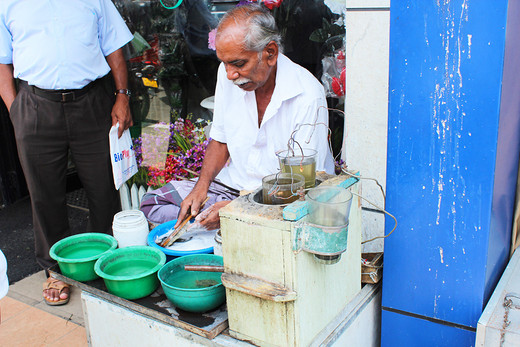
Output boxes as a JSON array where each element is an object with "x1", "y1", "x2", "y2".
[{"x1": 140, "y1": 179, "x2": 237, "y2": 225}]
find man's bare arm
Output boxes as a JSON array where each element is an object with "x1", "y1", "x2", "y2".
[
  {"x1": 0, "y1": 64, "x2": 17, "y2": 112},
  {"x1": 195, "y1": 140, "x2": 230, "y2": 195},
  {"x1": 106, "y1": 48, "x2": 132, "y2": 137},
  {"x1": 175, "y1": 139, "x2": 230, "y2": 228}
]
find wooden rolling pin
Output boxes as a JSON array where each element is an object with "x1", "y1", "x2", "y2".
[{"x1": 184, "y1": 265, "x2": 224, "y2": 272}]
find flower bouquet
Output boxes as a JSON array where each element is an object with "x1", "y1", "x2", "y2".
[{"x1": 130, "y1": 115, "x2": 209, "y2": 189}]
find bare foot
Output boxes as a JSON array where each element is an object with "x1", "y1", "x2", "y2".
[{"x1": 43, "y1": 278, "x2": 70, "y2": 305}]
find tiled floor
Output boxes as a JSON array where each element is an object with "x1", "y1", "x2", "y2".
[{"x1": 0, "y1": 271, "x2": 88, "y2": 346}]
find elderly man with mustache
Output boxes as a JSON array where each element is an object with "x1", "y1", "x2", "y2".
[{"x1": 141, "y1": 3, "x2": 334, "y2": 231}]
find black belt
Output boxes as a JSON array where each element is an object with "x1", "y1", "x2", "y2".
[{"x1": 19, "y1": 77, "x2": 103, "y2": 103}]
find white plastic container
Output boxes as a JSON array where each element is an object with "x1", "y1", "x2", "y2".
[{"x1": 112, "y1": 210, "x2": 149, "y2": 248}]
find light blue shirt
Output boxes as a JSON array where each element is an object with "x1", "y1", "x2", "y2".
[{"x1": 0, "y1": 0, "x2": 133, "y2": 89}]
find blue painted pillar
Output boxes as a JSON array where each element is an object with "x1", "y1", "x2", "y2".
[{"x1": 382, "y1": 1, "x2": 520, "y2": 346}]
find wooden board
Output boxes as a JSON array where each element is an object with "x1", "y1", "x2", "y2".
[
  {"x1": 222, "y1": 272, "x2": 297, "y2": 302},
  {"x1": 48, "y1": 265, "x2": 228, "y2": 340}
]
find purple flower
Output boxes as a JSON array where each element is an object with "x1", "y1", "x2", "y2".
[
  {"x1": 208, "y1": 28, "x2": 217, "y2": 51},
  {"x1": 237, "y1": 0, "x2": 255, "y2": 7}
]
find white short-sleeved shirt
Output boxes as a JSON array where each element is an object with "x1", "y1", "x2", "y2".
[
  {"x1": 0, "y1": 0, "x2": 133, "y2": 89},
  {"x1": 210, "y1": 54, "x2": 335, "y2": 191},
  {"x1": 0, "y1": 250, "x2": 7, "y2": 299}
]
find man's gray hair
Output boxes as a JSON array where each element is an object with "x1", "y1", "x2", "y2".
[{"x1": 218, "y1": 3, "x2": 283, "y2": 53}]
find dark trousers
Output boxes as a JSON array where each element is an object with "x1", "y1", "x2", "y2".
[{"x1": 9, "y1": 79, "x2": 120, "y2": 269}]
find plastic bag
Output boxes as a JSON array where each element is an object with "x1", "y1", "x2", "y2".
[
  {"x1": 321, "y1": 47, "x2": 346, "y2": 98},
  {"x1": 109, "y1": 123, "x2": 138, "y2": 190}
]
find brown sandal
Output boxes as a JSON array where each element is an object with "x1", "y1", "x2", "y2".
[{"x1": 43, "y1": 278, "x2": 70, "y2": 306}]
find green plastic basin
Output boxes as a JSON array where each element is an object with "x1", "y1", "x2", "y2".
[
  {"x1": 94, "y1": 246, "x2": 166, "y2": 300},
  {"x1": 49, "y1": 233, "x2": 118, "y2": 282},
  {"x1": 158, "y1": 254, "x2": 225, "y2": 313}
]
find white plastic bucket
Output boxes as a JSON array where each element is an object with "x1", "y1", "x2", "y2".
[{"x1": 112, "y1": 210, "x2": 149, "y2": 248}]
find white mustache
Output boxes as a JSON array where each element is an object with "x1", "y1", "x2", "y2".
[{"x1": 233, "y1": 78, "x2": 252, "y2": 86}]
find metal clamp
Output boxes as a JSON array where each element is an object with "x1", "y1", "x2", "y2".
[{"x1": 293, "y1": 220, "x2": 349, "y2": 255}]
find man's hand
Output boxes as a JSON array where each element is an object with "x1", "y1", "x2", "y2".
[
  {"x1": 111, "y1": 95, "x2": 133, "y2": 137},
  {"x1": 192, "y1": 200, "x2": 232, "y2": 231},
  {"x1": 0, "y1": 64, "x2": 17, "y2": 112},
  {"x1": 175, "y1": 186, "x2": 209, "y2": 229},
  {"x1": 175, "y1": 140, "x2": 231, "y2": 229}
]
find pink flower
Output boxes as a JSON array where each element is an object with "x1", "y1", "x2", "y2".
[
  {"x1": 208, "y1": 28, "x2": 217, "y2": 51},
  {"x1": 263, "y1": 0, "x2": 282, "y2": 10}
]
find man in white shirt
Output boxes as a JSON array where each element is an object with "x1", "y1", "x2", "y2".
[
  {"x1": 0, "y1": 0, "x2": 133, "y2": 305},
  {"x1": 172, "y1": 3, "x2": 334, "y2": 230}
]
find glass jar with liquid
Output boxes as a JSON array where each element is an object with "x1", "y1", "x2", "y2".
[
  {"x1": 276, "y1": 148, "x2": 317, "y2": 189},
  {"x1": 262, "y1": 173, "x2": 305, "y2": 205}
]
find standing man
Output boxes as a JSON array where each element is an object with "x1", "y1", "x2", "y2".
[
  {"x1": 141, "y1": 3, "x2": 334, "y2": 230},
  {"x1": 0, "y1": 0, "x2": 134, "y2": 305}
]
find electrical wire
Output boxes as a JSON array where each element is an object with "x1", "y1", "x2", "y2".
[
  {"x1": 318, "y1": 106, "x2": 348, "y2": 165},
  {"x1": 283, "y1": 106, "x2": 346, "y2": 169},
  {"x1": 340, "y1": 167, "x2": 394, "y2": 243},
  {"x1": 350, "y1": 191, "x2": 397, "y2": 244},
  {"x1": 286, "y1": 122, "x2": 333, "y2": 163},
  {"x1": 341, "y1": 168, "x2": 386, "y2": 200},
  {"x1": 279, "y1": 106, "x2": 396, "y2": 244}
]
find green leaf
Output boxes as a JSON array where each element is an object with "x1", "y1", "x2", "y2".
[
  {"x1": 309, "y1": 28, "x2": 328, "y2": 43},
  {"x1": 330, "y1": 24, "x2": 345, "y2": 36},
  {"x1": 322, "y1": 18, "x2": 331, "y2": 31}
]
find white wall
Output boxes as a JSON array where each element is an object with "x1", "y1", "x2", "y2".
[{"x1": 344, "y1": 0, "x2": 390, "y2": 252}]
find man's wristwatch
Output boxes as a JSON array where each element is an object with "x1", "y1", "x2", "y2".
[{"x1": 115, "y1": 89, "x2": 131, "y2": 97}]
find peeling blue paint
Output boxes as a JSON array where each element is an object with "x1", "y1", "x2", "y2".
[{"x1": 382, "y1": 0, "x2": 519, "y2": 345}]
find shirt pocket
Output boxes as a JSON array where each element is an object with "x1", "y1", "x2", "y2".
[{"x1": 65, "y1": 12, "x2": 98, "y2": 49}]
